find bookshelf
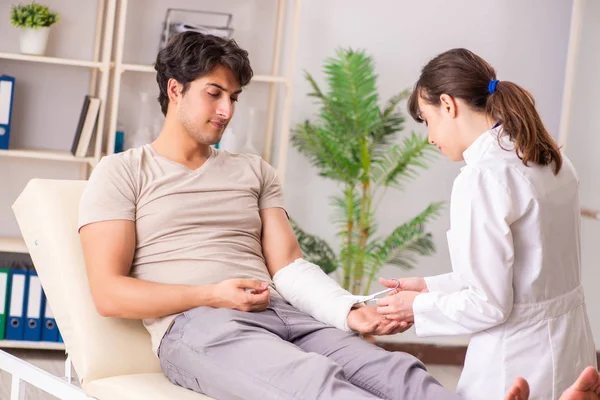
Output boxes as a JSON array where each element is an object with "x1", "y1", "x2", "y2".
[
  {"x1": 0, "y1": 52, "x2": 104, "y2": 69},
  {"x1": 0, "y1": 0, "x2": 300, "y2": 172},
  {"x1": 0, "y1": 0, "x2": 301, "y2": 352},
  {"x1": 0, "y1": 0, "x2": 116, "y2": 168},
  {"x1": 0, "y1": 340, "x2": 65, "y2": 351},
  {"x1": 119, "y1": 62, "x2": 289, "y2": 83},
  {"x1": 0, "y1": 149, "x2": 94, "y2": 165},
  {"x1": 0, "y1": 0, "x2": 117, "y2": 352},
  {"x1": 0, "y1": 237, "x2": 27, "y2": 254}
]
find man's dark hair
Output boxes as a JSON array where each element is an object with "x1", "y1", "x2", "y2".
[{"x1": 154, "y1": 31, "x2": 253, "y2": 116}]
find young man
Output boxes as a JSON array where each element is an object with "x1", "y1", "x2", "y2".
[{"x1": 78, "y1": 32, "x2": 600, "y2": 400}]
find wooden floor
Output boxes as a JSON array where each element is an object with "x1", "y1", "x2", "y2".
[{"x1": 0, "y1": 349, "x2": 461, "y2": 399}]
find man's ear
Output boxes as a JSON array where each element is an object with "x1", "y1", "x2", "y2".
[
  {"x1": 439, "y1": 94, "x2": 458, "y2": 118},
  {"x1": 167, "y1": 78, "x2": 182, "y2": 104}
]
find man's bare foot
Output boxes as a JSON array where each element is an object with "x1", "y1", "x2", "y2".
[
  {"x1": 559, "y1": 366, "x2": 600, "y2": 400},
  {"x1": 504, "y1": 377, "x2": 529, "y2": 400},
  {"x1": 504, "y1": 368, "x2": 600, "y2": 400}
]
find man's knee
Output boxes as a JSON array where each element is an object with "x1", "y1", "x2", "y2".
[
  {"x1": 385, "y1": 350, "x2": 427, "y2": 373},
  {"x1": 294, "y1": 353, "x2": 348, "y2": 394},
  {"x1": 344, "y1": 347, "x2": 427, "y2": 384}
]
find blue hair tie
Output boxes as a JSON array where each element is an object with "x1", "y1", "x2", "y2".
[{"x1": 488, "y1": 79, "x2": 499, "y2": 94}]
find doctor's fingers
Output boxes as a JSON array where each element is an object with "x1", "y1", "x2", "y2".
[
  {"x1": 376, "y1": 304, "x2": 402, "y2": 315},
  {"x1": 375, "y1": 296, "x2": 394, "y2": 307},
  {"x1": 379, "y1": 277, "x2": 401, "y2": 288}
]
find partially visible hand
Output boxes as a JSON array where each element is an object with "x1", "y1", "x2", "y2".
[
  {"x1": 380, "y1": 277, "x2": 429, "y2": 294},
  {"x1": 347, "y1": 306, "x2": 413, "y2": 336},
  {"x1": 376, "y1": 291, "x2": 419, "y2": 322},
  {"x1": 211, "y1": 279, "x2": 270, "y2": 312}
]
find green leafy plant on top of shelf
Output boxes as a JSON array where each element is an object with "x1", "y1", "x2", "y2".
[{"x1": 10, "y1": 2, "x2": 60, "y2": 29}]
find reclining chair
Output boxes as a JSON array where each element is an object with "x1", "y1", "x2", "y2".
[{"x1": 1, "y1": 179, "x2": 213, "y2": 399}]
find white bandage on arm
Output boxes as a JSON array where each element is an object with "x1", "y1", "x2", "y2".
[{"x1": 273, "y1": 258, "x2": 360, "y2": 331}]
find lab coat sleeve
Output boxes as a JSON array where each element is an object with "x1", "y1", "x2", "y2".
[
  {"x1": 413, "y1": 168, "x2": 517, "y2": 337},
  {"x1": 424, "y1": 273, "x2": 467, "y2": 294}
]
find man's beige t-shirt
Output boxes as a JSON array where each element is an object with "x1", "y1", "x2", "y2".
[{"x1": 78, "y1": 144, "x2": 285, "y2": 354}]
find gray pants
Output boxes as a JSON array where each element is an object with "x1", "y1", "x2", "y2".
[{"x1": 158, "y1": 297, "x2": 459, "y2": 400}]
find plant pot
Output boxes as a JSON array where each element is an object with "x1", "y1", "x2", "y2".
[{"x1": 19, "y1": 27, "x2": 50, "y2": 56}]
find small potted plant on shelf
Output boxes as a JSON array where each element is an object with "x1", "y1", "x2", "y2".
[{"x1": 10, "y1": 2, "x2": 60, "y2": 56}]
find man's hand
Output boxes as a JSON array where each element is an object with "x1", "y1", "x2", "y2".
[
  {"x1": 347, "y1": 306, "x2": 413, "y2": 336},
  {"x1": 211, "y1": 279, "x2": 271, "y2": 312},
  {"x1": 380, "y1": 277, "x2": 429, "y2": 294},
  {"x1": 376, "y1": 291, "x2": 420, "y2": 322}
]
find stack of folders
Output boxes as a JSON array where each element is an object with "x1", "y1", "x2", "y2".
[
  {"x1": 0, "y1": 75, "x2": 15, "y2": 150},
  {"x1": 0, "y1": 268, "x2": 63, "y2": 343},
  {"x1": 71, "y1": 95, "x2": 101, "y2": 158}
]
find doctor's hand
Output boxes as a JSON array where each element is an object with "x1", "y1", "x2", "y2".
[
  {"x1": 380, "y1": 277, "x2": 429, "y2": 294},
  {"x1": 347, "y1": 306, "x2": 413, "y2": 336},
  {"x1": 376, "y1": 291, "x2": 420, "y2": 322},
  {"x1": 211, "y1": 279, "x2": 271, "y2": 312}
]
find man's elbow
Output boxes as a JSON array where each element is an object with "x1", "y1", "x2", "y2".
[
  {"x1": 90, "y1": 285, "x2": 122, "y2": 318},
  {"x1": 266, "y1": 249, "x2": 304, "y2": 278},
  {"x1": 93, "y1": 297, "x2": 119, "y2": 318}
]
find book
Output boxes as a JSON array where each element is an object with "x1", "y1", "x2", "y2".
[{"x1": 71, "y1": 95, "x2": 100, "y2": 157}]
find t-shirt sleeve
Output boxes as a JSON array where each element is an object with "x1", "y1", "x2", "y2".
[
  {"x1": 78, "y1": 154, "x2": 137, "y2": 231},
  {"x1": 258, "y1": 158, "x2": 285, "y2": 210}
]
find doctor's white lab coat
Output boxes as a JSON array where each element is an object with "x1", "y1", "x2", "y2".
[{"x1": 413, "y1": 128, "x2": 597, "y2": 400}]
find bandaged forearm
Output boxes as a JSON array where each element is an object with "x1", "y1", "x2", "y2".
[{"x1": 273, "y1": 258, "x2": 359, "y2": 331}]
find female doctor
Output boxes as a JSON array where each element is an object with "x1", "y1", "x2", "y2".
[{"x1": 376, "y1": 48, "x2": 597, "y2": 399}]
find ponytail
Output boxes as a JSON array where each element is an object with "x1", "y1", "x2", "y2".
[
  {"x1": 487, "y1": 81, "x2": 562, "y2": 175},
  {"x1": 408, "y1": 48, "x2": 563, "y2": 175}
]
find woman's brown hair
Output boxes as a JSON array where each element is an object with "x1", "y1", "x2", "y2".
[{"x1": 407, "y1": 48, "x2": 562, "y2": 175}]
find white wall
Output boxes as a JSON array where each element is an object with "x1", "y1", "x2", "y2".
[
  {"x1": 1, "y1": 1, "x2": 586, "y2": 346},
  {"x1": 283, "y1": 0, "x2": 574, "y2": 345},
  {"x1": 560, "y1": 0, "x2": 600, "y2": 350}
]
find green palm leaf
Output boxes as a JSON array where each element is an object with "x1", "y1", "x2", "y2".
[
  {"x1": 387, "y1": 234, "x2": 436, "y2": 268},
  {"x1": 377, "y1": 202, "x2": 445, "y2": 266},
  {"x1": 325, "y1": 49, "x2": 381, "y2": 131},
  {"x1": 291, "y1": 121, "x2": 361, "y2": 182},
  {"x1": 289, "y1": 218, "x2": 338, "y2": 274},
  {"x1": 371, "y1": 132, "x2": 438, "y2": 189},
  {"x1": 371, "y1": 89, "x2": 410, "y2": 146}
]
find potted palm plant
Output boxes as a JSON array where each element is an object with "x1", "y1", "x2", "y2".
[
  {"x1": 291, "y1": 48, "x2": 443, "y2": 296},
  {"x1": 10, "y1": 2, "x2": 60, "y2": 55}
]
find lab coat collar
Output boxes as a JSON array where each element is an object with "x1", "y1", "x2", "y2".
[{"x1": 462, "y1": 126, "x2": 504, "y2": 166}]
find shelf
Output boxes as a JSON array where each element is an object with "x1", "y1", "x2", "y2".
[
  {"x1": 252, "y1": 75, "x2": 288, "y2": 84},
  {"x1": 0, "y1": 149, "x2": 94, "y2": 164},
  {"x1": 120, "y1": 63, "x2": 155, "y2": 73},
  {"x1": 119, "y1": 63, "x2": 288, "y2": 83},
  {"x1": 0, "y1": 52, "x2": 103, "y2": 69},
  {"x1": 0, "y1": 237, "x2": 27, "y2": 254},
  {"x1": 0, "y1": 340, "x2": 65, "y2": 351}
]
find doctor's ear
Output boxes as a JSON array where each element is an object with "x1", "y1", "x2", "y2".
[{"x1": 439, "y1": 94, "x2": 458, "y2": 118}]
